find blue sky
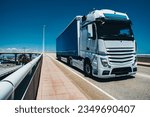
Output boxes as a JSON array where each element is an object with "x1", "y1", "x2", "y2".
[{"x1": 0, "y1": 0, "x2": 150, "y2": 53}]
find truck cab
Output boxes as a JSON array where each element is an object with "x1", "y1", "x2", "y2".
[{"x1": 80, "y1": 9, "x2": 137, "y2": 78}]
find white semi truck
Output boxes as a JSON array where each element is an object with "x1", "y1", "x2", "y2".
[{"x1": 56, "y1": 9, "x2": 137, "y2": 78}]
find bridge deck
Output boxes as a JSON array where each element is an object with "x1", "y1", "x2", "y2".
[{"x1": 36, "y1": 54, "x2": 87, "y2": 100}]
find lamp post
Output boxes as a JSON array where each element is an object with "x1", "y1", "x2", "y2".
[{"x1": 42, "y1": 25, "x2": 46, "y2": 54}]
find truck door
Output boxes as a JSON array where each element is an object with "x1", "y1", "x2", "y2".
[
  {"x1": 80, "y1": 26, "x2": 88, "y2": 56},
  {"x1": 87, "y1": 23, "x2": 97, "y2": 53},
  {"x1": 80, "y1": 23, "x2": 97, "y2": 57}
]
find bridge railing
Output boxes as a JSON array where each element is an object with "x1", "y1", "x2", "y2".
[{"x1": 0, "y1": 54, "x2": 43, "y2": 100}]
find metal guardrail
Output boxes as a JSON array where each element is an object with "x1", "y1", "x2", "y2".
[
  {"x1": 137, "y1": 54, "x2": 150, "y2": 63},
  {"x1": 0, "y1": 54, "x2": 43, "y2": 100}
]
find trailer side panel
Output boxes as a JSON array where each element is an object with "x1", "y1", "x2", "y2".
[{"x1": 56, "y1": 19, "x2": 78, "y2": 58}]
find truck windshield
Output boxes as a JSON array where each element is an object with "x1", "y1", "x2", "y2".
[{"x1": 96, "y1": 21, "x2": 134, "y2": 40}]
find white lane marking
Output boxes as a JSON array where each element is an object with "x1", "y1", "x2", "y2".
[
  {"x1": 47, "y1": 54, "x2": 117, "y2": 100},
  {"x1": 136, "y1": 73, "x2": 150, "y2": 79}
]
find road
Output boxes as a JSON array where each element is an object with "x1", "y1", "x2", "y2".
[
  {"x1": 47, "y1": 53, "x2": 150, "y2": 100},
  {"x1": 0, "y1": 65, "x2": 22, "y2": 79}
]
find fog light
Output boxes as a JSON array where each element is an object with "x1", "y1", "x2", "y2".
[
  {"x1": 93, "y1": 69, "x2": 98, "y2": 75},
  {"x1": 102, "y1": 70, "x2": 110, "y2": 75}
]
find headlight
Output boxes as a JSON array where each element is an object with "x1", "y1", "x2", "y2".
[
  {"x1": 100, "y1": 58, "x2": 108, "y2": 67},
  {"x1": 132, "y1": 56, "x2": 137, "y2": 66},
  {"x1": 93, "y1": 56, "x2": 98, "y2": 67}
]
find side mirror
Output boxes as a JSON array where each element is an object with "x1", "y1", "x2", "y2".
[{"x1": 88, "y1": 24, "x2": 96, "y2": 40}]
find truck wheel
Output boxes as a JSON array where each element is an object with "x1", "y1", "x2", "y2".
[
  {"x1": 84, "y1": 62, "x2": 92, "y2": 77},
  {"x1": 57, "y1": 56, "x2": 61, "y2": 61},
  {"x1": 68, "y1": 57, "x2": 73, "y2": 66}
]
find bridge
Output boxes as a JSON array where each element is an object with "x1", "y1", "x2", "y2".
[
  {"x1": 0, "y1": 52, "x2": 41, "y2": 64},
  {"x1": 0, "y1": 53, "x2": 150, "y2": 100}
]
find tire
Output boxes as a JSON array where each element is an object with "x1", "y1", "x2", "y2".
[
  {"x1": 57, "y1": 56, "x2": 61, "y2": 61},
  {"x1": 84, "y1": 62, "x2": 92, "y2": 77},
  {"x1": 67, "y1": 57, "x2": 73, "y2": 66}
]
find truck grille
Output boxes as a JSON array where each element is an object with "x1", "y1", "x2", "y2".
[{"x1": 106, "y1": 47, "x2": 134, "y2": 65}]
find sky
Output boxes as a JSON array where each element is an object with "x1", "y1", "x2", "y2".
[{"x1": 0, "y1": 0, "x2": 150, "y2": 54}]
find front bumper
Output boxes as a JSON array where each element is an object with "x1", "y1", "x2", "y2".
[
  {"x1": 93, "y1": 66, "x2": 137, "y2": 78},
  {"x1": 92, "y1": 57, "x2": 137, "y2": 78}
]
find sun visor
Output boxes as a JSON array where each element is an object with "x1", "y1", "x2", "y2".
[{"x1": 103, "y1": 13, "x2": 128, "y2": 21}]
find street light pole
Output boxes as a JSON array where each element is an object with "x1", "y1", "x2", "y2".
[{"x1": 42, "y1": 25, "x2": 46, "y2": 54}]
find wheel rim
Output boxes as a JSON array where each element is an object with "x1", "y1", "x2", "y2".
[{"x1": 85, "y1": 64, "x2": 91, "y2": 75}]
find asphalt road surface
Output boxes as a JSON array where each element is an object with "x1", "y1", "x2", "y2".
[{"x1": 47, "y1": 53, "x2": 150, "y2": 100}]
